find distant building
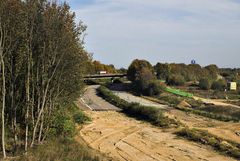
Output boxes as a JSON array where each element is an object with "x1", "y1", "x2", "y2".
[{"x1": 228, "y1": 82, "x2": 237, "y2": 91}]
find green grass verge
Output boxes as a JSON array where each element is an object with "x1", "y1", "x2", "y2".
[
  {"x1": 97, "y1": 86, "x2": 180, "y2": 128},
  {"x1": 176, "y1": 128, "x2": 240, "y2": 160}
]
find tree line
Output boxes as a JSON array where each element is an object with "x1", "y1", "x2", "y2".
[
  {"x1": 0, "y1": 0, "x2": 90, "y2": 158},
  {"x1": 127, "y1": 59, "x2": 234, "y2": 96}
]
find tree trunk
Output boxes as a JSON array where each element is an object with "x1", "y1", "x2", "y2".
[
  {"x1": 0, "y1": 21, "x2": 6, "y2": 159},
  {"x1": 25, "y1": 54, "x2": 30, "y2": 152},
  {"x1": 38, "y1": 113, "x2": 44, "y2": 143}
]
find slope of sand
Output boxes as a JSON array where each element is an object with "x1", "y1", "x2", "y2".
[
  {"x1": 114, "y1": 90, "x2": 240, "y2": 145},
  {"x1": 168, "y1": 109, "x2": 240, "y2": 144},
  {"x1": 79, "y1": 111, "x2": 235, "y2": 161}
]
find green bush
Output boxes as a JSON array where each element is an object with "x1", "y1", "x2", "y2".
[
  {"x1": 53, "y1": 112, "x2": 75, "y2": 137},
  {"x1": 146, "y1": 80, "x2": 166, "y2": 96},
  {"x1": 73, "y1": 111, "x2": 91, "y2": 124},
  {"x1": 52, "y1": 103, "x2": 91, "y2": 137},
  {"x1": 211, "y1": 79, "x2": 227, "y2": 91},
  {"x1": 167, "y1": 74, "x2": 185, "y2": 86},
  {"x1": 199, "y1": 78, "x2": 211, "y2": 90}
]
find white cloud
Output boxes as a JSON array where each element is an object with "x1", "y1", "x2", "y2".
[{"x1": 71, "y1": 0, "x2": 240, "y2": 68}]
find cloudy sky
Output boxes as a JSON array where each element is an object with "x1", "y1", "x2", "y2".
[{"x1": 67, "y1": 0, "x2": 240, "y2": 68}]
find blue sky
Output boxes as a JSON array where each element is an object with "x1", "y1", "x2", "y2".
[{"x1": 67, "y1": 0, "x2": 240, "y2": 68}]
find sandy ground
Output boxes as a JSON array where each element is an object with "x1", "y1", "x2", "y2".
[
  {"x1": 80, "y1": 111, "x2": 235, "y2": 161},
  {"x1": 193, "y1": 96, "x2": 240, "y2": 109},
  {"x1": 114, "y1": 90, "x2": 240, "y2": 145},
  {"x1": 78, "y1": 86, "x2": 238, "y2": 161},
  {"x1": 168, "y1": 109, "x2": 240, "y2": 144}
]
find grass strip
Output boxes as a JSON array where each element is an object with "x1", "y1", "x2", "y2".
[{"x1": 97, "y1": 86, "x2": 179, "y2": 128}]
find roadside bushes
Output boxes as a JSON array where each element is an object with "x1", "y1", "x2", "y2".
[
  {"x1": 97, "y1": 86, "x2": 179, "y2": 127},
  {"x1": 176, "y1": 128, "x2": 240, "y2": 159},
  {"x1": 197, "y1": 105, "x2": 240, "y2": 121}
]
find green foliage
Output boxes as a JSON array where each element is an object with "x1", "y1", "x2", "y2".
[
  {"x1": 154, "y1": 62, "x2": 220, "y2": 83},
  {"x1": 127, "y1": 59, "x2": 155, "y2": 82},
  {"x1": 134, "y1": 68, "x2": 156, "y2": 94},
  {"x1": 146, "y1": 80, "x2": 166, "y2": 96},
  {"x1": 97, "y1": 86, "x2": 179, "y2": 127},
  {"x1": 176, "y1": 128, "x2": 240, "y2": 159},
  {"x1": 92, "y1": 60, "x2": 117, "y2": 74},
  {"x1": 0, "y1": 0, "x2": 91, "y2": 156},
  {"x1": 211, "y1": 79, "x2": 227, "y2": 91},
  {"x1": 52, "y1": 103, "x2": 91, "y2": 138},
  {"x1": 155, "y1": 63, "x2": 170, "y2": 80},
  {"x1": 73, "y1": 111, "x2": 91, "y2": 124},
  {"x1": 205, "y1": 64, "x2": 219, "y2": 80},
  {"x1": 199, "y1": 78, "x2": 211, "y2": 90},
  {"x1": 167, "y1": 74, "x2": 185, "y2": 86}
]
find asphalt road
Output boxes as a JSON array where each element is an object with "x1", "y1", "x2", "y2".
[{"x1": 81, "y1": 85, "x2": 121, "y2": 111}]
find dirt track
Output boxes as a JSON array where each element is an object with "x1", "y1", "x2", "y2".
[{"x1": 78, "y1": 86, "x2": 237, "y2": 161}]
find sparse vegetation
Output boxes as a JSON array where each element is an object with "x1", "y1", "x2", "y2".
[
  {"x1": 17, "y1": 137, "x2": 100, "y2": 161},
  {"x1": 154, "y1": 92, "x2": 240, "y2": 122},
  {"x1": 176, "y1": 128, "x2": 240, "y2": 160}
]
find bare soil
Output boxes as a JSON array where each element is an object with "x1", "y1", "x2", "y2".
[
  {"x1": 79, "y1": 111, "x2": 235, "y2": 161},
  {"x1": 77, "y1": 86, "x2": 238, "y2": 161}
]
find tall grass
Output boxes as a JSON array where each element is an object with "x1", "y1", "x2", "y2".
[
  {"x1": 16, "y1": 137, "x2": 100, "y2": 161},
  {"x1": 97, "y1": 86, "x2": 179, "y2": 127}
]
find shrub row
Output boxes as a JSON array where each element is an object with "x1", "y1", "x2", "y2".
[
  {"x1": 176, "y1": 128, "x2": 240, "y2": 160},
  {"x1": 97, "y1": 86, "x2": 179, "y2": 127},
  {"x1": 155, "y1": 93, "x2": 240, "y2": 122},
  {"x1": 176, "y1": 106, "x2": 240, "y2": 122}
]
